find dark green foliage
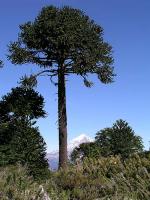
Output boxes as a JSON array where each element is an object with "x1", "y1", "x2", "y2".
[
  {"x1": 8, "y1": 5, "x2": 115, "y2": 168},
  {"x1": 0, "y1": 60, "x2": 3, "y2": 67},
  {"x1": 0, "y1": 122, "x2": 49, "y2": 179},
  {"x1": 71, "y1": 142, "x2": 101, "y2": 162},
  {"x1": 72, "y1": 120, "x2": 143, "y2": 162},
  {"x1": 139, "y1": 150, "x2": 150, "y2": 160},
  {"x1": 0, "y1": 87, "x2": 49, "y2": 179},
  {"x1": 8, "y1": 6, "x2": 114, "y2": 84},
  {"x1": 95, "y1": 119, "x2": 144, "y2": 159},
  {"x1": 0, "y1": 86, "x2": 46, "y2": 124}
]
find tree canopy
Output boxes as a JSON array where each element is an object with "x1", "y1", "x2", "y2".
[
  {"x1": 95, "y1": 119, "x2": 143, "y2": 159},
  {"x1": 71, "y1": 119, "x2": 143, "y2": 162},
  {"x1": 8, "y1": 5, "x2": 115, "y2": 169},
  {"x1": 0, "y1": 86, "x2": 46, "y2": 124},
  {"x1": 71, "y1": 142, "x2": 101, "y2": 163},
  {"x1": 8, "y1": 6, "x2": 114, "y2": 84},
  {"x1": 0, "y1": 86, "x2": 48, "y2": 179}
]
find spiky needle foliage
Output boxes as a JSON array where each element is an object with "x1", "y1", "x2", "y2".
[
  {"x1": 0, "y1": 87, "x2": 48, "y2": 179},
  {"x1": 8, "y1": 6, "x2": 115, "y2": 169},
  {"x1": 95, "y1": 119, "x2": 143, "y2": 159}
]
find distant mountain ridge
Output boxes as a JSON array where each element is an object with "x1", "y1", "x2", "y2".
[{"x1": 46, "y1": 134, "x2": 93, "y2": 170}]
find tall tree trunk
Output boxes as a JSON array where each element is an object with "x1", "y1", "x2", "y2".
[{"x1": 58, "y1": 66, "x2": 68, "y2": 169}]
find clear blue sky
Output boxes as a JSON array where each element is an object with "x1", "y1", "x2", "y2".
[{"x1": 0, "y1": 0, "x2": 150, "y2": 152}]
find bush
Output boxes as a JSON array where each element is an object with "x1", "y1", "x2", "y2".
[
  {"x1": 0, "y1": 165, "x2": 71, "y2": 200},
  {"x1": 52, "y1": 154, "x2": 150, "y2": 200},
  {"x1": 0, "y1": 154, "x2": 150, "y2": 200},
  {"x1": 0, "y1": 165, "x2": 47, "y2": 200}
]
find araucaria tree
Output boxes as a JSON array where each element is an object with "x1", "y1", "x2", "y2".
[
  {"x1": 8, "y1": 6, "x2": 114, "y2": 169},
  {"x1": 0, "y1": 87, "x2": 48, "y2": 179},
  {"x1": 95, "y1": 119, "x2": 143, "y2": 159}
]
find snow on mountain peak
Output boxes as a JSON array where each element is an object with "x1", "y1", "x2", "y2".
[
  {"x1": 46, "y1": 134, "x2": 94, "y2": 170},
  {"x1": 68, "y1": 134, "x2": 94, "y2": 152}
]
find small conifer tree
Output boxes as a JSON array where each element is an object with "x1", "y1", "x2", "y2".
[{"x1": 0, "y1": 87, "x2": 49, "y2": 179}]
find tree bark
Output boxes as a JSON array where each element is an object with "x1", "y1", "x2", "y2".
[{"x1": 58, "y1": 65, "x2": 68, "y2": 169}]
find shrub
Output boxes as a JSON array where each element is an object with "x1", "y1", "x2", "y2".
[
  {"x1": 52, "y1": 154, "x2": 150, "y2": 200},
  {"x1": 0, "y1": 165, "x2": 46, "y2": 200}
]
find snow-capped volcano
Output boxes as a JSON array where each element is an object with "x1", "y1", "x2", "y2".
[
  {"x1": 46, "y1": 134, "x2": 93, "y2": 170},
  {"x1": 68, "y1": 134, "x2": 94, "y2": 153}
]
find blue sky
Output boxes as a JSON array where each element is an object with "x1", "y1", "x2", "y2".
[{"x1": 0, "y1": 0, "x2": 150, "y2": 152}]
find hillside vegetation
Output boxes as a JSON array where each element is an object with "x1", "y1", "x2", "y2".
[{"x1": 0, "y1": 153, "x2": 149, "y2": 200}]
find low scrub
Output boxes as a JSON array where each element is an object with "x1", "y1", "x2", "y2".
[
  {"x1": 0, "y1": 153, "x2": 150, "y2": 200},
  {"x1": 0, "y1": 164, "x2": 50, "y2": 200},
  {"x1": 53, "y1": 153, "x2": 150, "y2": 199},
  {"x1": 0, "y1": 164, "x2": 69, "y2": 200}
]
